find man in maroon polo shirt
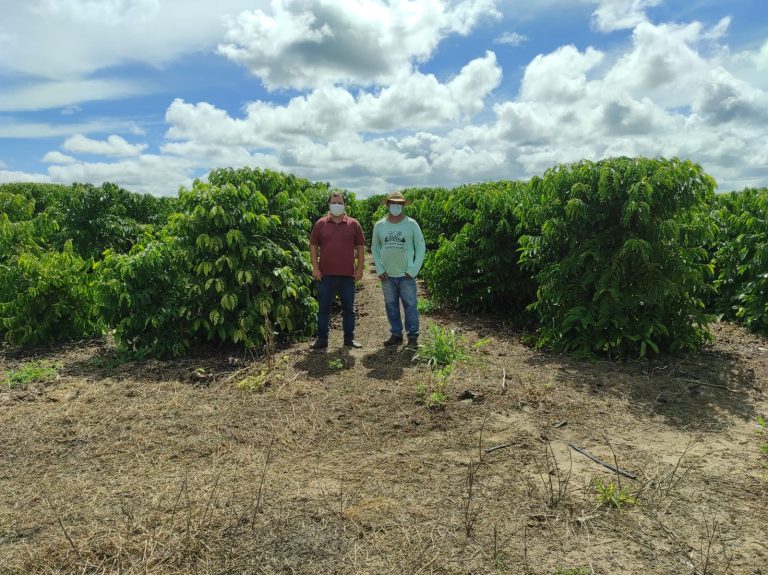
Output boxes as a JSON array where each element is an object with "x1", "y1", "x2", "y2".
[{"x1": 309, "y1": 192, "x2": 365, "y2": 350}]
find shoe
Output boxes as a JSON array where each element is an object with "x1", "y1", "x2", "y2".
[
  {"x1": 383, "y1": 334, "x2": 403, "y2": 346},
  {"x1": 344, "y1": 339, "x2": 362, "y2": 349},
  {"x1": 406, "y1": 338, "x2": 419, "y2": 349},
  {"x1": 310, "y1": 338, "x2": 328, "y2": 350}
]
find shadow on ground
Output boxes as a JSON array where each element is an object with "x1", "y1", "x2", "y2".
[
  {"x1": 361, "y1": 346, "x2": 418, "y2": 381},
  {"x1": 522, "y1": 339, "x2": 764, "y2": 430},
  {"x1": 294, "y1": 347, "x2": 358, "y2": 379}
]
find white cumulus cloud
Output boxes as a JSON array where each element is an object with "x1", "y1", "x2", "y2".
[
  {"x1": 494, "y1": 31, "x2": 526, "y2": 46},
  {"x1": 0, "y1": 170, "x2": 52, "y2": 184},
  {"x1": 4, "y1": 1, "x2": 767, "y2": 197},
  {"x1": 0, "y1": 0, "x2": 267, "y2": 80},
  {"x1": 42, "y1": 151, "x2": 78, "y2": 164},
  {"x1": 63, "y1": 134, "x2": 148, "y2": 157},
  {"x1": 590, "y1": 0, "x2": 662, "y2": 33},
  {"x1": 166, "y1": 52, "x2": 501, "y2": 147},
  {"x1": 217, "y1": 0, "x2": 500, "y2": 89},
  {"x1": 48, "y1": 155, "x2": 194, "y2": 197}
]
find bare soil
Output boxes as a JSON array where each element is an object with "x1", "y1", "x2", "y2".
[{"x1": 1, "y1": 267, "x2": 767, "y2": 575}]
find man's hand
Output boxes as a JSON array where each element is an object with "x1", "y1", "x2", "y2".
[
  {"x1": 354, "y1": 267, "x2": 364, "y2": 281},
  {"x1": 312, "y1": 268, "x2": 323, "y2": 281},
  {"x1": 378, "y1": 272, "x2": 388, "y2": 280}
]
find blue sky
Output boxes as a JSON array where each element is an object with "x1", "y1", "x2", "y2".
[{"x1": 1, "y1": 0, "x2": 766, "y2": 197}]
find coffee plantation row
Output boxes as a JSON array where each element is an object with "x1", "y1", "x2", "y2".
[{"x1": 1, "y1": 158, "x2": 766, "y2": 359}]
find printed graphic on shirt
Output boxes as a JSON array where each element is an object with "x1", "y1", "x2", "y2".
[{"x1": 384, "y1": 230, "x2": 406, "y2": 249}]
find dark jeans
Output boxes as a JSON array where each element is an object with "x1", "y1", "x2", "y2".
[{"x1": 316, "y1": 275, "x2": 356, "y2": 341}]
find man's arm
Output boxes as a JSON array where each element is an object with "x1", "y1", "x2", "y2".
[
  {"x1": 406, "y1": 220, "x2": 426, "y2": 278},
  {"x1": 354, "y1": 245, "x2": 365, "y2": 281},
  {"x1": 309, "y1": 243, "x2": 322, "y2": 281},
  {"x1": 371, "y1": 222, "x2": 386, "y2": 278}
]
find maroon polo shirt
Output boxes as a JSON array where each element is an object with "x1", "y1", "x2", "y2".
[{"x1": 310, "y1": 214, "x2": 365, "y2": 276}]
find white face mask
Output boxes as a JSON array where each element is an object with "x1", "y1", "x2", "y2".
[
  {"x1": 329, "y1": 203, "x2": 345, "y2": 216},
  {"x1": 388, "y1": 204, "x2": 403, "y2": 216}
]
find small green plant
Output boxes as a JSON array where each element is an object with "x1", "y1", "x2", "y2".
[
  {"x1": 3, "y1": 360, "x2": 58, "y2": 389},
  {"x1": 327, "y1": 358, "x2": 345, "y2": 370},
  {"x1": 415, "y1": 381, "x2": 427, "y2": 402},
  {"x1": 84, "y1": 354, "x2": 126, "y2": 370},
  {"x1": 415, "y1": 365, "x2": 452, "y2": 409},
  {"x1": 236, "y1": 354, "x2": 290, "y2": 392},
  {"x1": 417, "y1": 298, "x2": 440, "y2": 314},
  {"x1": 427, "y1": 386, "x2": 447, "y2": 410},
  {"x1": 413, "y1": 324, "x2": 468, "y2": 370},
  {"x1": 594, "y1": 478, "x2": 637, "y2": 509},
  {"x1": 236, "y1": 371, "x2": 270, "y2": 392},
  {"x1": 412, "y1": 324, "x2": 488, "y2": 410}
]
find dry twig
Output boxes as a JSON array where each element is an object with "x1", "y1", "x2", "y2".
[{"x1": 567, "y1": 442, "x2": 637, "y2": 479}]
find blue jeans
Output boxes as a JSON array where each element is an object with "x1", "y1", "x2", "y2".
[
  {"x1": 381, "y1": 275, "x2": 419, "y2": 338},
  {"x1": 316, "y1": 275, "x2": 356, "y2": 341}
]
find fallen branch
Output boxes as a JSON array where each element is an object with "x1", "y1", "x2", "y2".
[
  {"x1": 567, "y1": 442, "x2": 637, "y2": 479},
  {"x1": 681, "y1": 379, "x2": 742, "y2": 393},
  {"x1": 43, "y1": 492, "x2": 81, "y2": 560},
  {"x1": 650, "y1": 511, "x2": 702, "y2": 574},
  {"x1": 484, "y1": 442, "x2": 515, "y2": 454}
]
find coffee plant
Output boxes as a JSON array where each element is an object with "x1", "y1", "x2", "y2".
[
  {"x1": 97, "y1": 168, "x2": 322, "y2": 357},
  {"x1": 710, "y1": 187, "x2": 768, "y2": 334},
  {"x1": 2, "y1": 160, "x2": 761, "y2": 362},
  {"x1": 96, "y1": 232, "x2": 194, "y2": 357},
  {"x1": 0, "y1": 182, "x2": 70, "y2": 217},
  {"x1": 405, "y1": 185, "x2": 486, "y2": 251},
  {"x1": 1, "y1": 182, "x2": 181, "y2": 348},
  {"x1": 421, "y1": 181, "x2": 536, "y2": 318},
  {"x1": 0, "y1": 188, "x2": 60, "y2": 258},
  {"x1": 52, "y1": 182, "x2": 177, "y2": 259},
  {"x1": 0, "y1": 189, "x2": 96, "y2": 346},
  {"x1": 348, "y1": 193, "x2": 386, "y2": 244},
  {"x1": 0, "y1": 242, "x2": 101, "y2": 345},
  {"x1": 518, "y1": 157, "x2": 717, "y2": 359}
]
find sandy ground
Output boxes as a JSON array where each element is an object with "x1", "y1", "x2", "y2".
[{"x1": 1, "y1": 266, "x2": 767, "y2": 575}]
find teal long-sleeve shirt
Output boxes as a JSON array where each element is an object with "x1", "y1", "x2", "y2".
[{"x1": 371, "y1": 216, "x2": 426, "y2": 278}]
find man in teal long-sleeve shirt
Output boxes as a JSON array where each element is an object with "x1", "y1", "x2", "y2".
[{"x1": 371, "y1": 191, "x2": 426, "y2": 348}]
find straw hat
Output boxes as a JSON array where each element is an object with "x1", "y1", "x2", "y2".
[{"x1": 380, "y1": 191, "x2": 412, "y2": 205}]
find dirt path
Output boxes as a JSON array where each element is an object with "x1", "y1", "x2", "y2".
[{"x1": 1, "y1": 268, "x2": 767, "y2": 574}]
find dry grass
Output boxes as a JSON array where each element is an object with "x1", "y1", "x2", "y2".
[{"x1": 1, "y1": 270, "x2": 767, "y2": 574}]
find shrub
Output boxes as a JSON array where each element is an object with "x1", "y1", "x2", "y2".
[
  {"x1": 405, "y1": 185, "x2": 485, "y2": 251},
  {"x1": 421, "y1": 181, "x2": 536, "y2": 318},
  {"x1": 97, "y1": 168, "x2": 322, "y2": 357},
  {"x1": 710, "y1": 187, "x2": 768, "y2": 335},
  {"x1": 1, "y1": 182, "x2": 177, "y2": 260},
  {"x1": 0, "y1": 182, "x2": 70, "y2": 216},
  {"x1": 96, "y1": 233, "x2": 194, "y2": 357},
  {"x1": 518, "y1": 157, "x2": 716, "y2": 359},
  {"x1": 53, "y1": 182, "x2": 177, "y2": 259},
  {"x1": 350, "y1": 193, "x2": 387, "y2": 245},
  {"x1": 0, "y1": 190, "x2": 60, "y2": 259},
  {"x1": 0, "y1": 242, "x2": 102, "y2": 345}
]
